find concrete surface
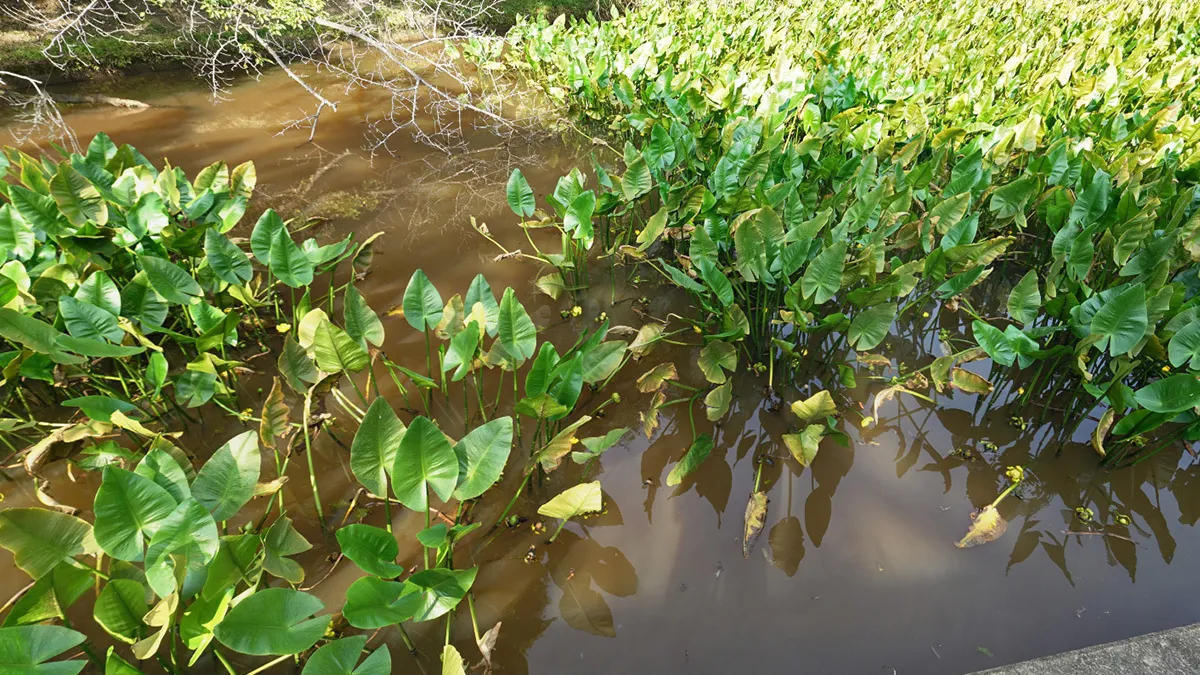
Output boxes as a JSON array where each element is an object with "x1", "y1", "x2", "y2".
[{"x1": 970, "y1": 623, "x2": 1200, "y2": 674}]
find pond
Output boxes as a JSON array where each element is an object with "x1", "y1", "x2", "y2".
[{"x1": 3, "y1": 66, "x2": 1200, "y2": 675}]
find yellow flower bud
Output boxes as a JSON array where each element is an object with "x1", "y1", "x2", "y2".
[{"x1": 276, "y1": 323, "x2": 292, "y2": 334}]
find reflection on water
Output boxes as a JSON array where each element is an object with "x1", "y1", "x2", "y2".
[{"x1": 4, "y1": 67, "x2": 1200, "y2": 675}]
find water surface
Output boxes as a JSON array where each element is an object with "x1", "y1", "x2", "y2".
[{"x1": 3, "y1": 67, "x2": 1200, "y2": 675}]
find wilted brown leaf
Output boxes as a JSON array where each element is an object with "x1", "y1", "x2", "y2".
[
  {"x1": 950, "y1": 368, "x2": 993, "y2": 394},
  {"x1": 636, "y1": 362, "x2": 678, "y2": 393},
  {"x1": 259, "y1": 377, "x2": 291, "y2": 451}
]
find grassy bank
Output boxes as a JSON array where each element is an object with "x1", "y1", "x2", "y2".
[{"x1": 0, "y1": 27, "x2": 190, "y2": 82}]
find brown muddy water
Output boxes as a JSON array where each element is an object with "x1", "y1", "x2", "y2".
[{"x1": 4, "y1": 67, "x2": 1200, "y2": 675}]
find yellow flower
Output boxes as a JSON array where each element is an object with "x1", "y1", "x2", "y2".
[
  {"x1": 693, "y1": 325, "x2": 702, "y2": 334},
  {"x1": 276, "y1": 323, "x2": 292, "y2": 334},
  {"x1": 1005, "y1": 465, "x2": 1024, "y2": 483},
  {"x1": 570, "y1": 305, "x2": 582, "y2": 317},
  {"x1": 1017, "y1": 387, "x2": 1025, "y2": 395},
  {"x1": 922, "y1": 311, "x2": 930, "y2": 318},
  {"x1": 1162, "y1": 365, "x2": 1171, "y2": 373}
]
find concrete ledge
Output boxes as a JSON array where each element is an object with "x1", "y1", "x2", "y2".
[{"x1": 971, "y1": 623, "x2": 1200, "y2": 674}]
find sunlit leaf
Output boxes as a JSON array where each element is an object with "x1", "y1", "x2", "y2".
[
  {"x1": 538, "y1": 481, "x2": 602, "y2": 523},
  {"x1": 191, "y1": 431, "x2": 260, "y2": 522},
  {"x1": 0, "y1": 509, "x2": 98, "y2": 580},
  {"x1": 790, "y1": 390, "x2": 836, "y2": 423}
]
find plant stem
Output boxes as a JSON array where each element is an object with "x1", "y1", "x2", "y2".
[
  {"x1": 396, "y1": 623, "x2": 417, "y2": 653},
  {"x1": 467, "y1": 593, "x2": 482, "y2": 643},
  {"x1": 245, "y1": 654, "x2": 292, "y2": 675},
  {"x1": 303, "y1": 385, "x2": 325, "y2": 527},
  {"x1": 495, "y1": 471, "x2": 533, "y2": 528}
]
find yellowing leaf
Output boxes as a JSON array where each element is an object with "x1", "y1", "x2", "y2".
[
  {"x1": 742, "y1": 491, "x2": 768, "y2": 558},
  {"x1": 259, "y1": 377, "x2": 291, "y2": 451},
  {"x1": 640, "y1": 391, "x2": 665, "y2": 439},
  {"x1": 955, "y1": 505, "x2": 1008, "y2": 548},
  {"x1": 790, "y1": 390, "x2": 836, "y2": 422},
  {"x1": 782, "y1": 424, "x2": 824, "y2": 466},
  {"x1": 538, "y1": 481, "x2": 602, "y2": 521},
  {"x1": 1091, "y1": 408, "x2": 1115, "y2": 458},
  {"x1": 529, "y1": 416, "x2": 591, "y2": 474},
  {"x1": 535, "y1": 273, "x2": 566, "y2": 300},
  {"x1": 636, "y1": 362, "x2": 677, "y2": 393},
  {"x1": 950, "y1": 368, "x2": 993, "y2": 394},
  {"x1": 704, "y1": 381, "x2": 732, "y2": 421},
  {"x1": 629, "y1": 323, "x2": 663, "y2": 358}
]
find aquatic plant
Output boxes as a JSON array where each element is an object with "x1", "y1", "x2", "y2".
[{"x1": 0, "y1": 135, "x2": 635, "y2": 672}]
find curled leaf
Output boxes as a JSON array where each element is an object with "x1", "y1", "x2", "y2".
[
  {"x1": 950, "y1": 368, "x2": 993, "y2": 394},
  {"x1": 742, "y1": 491, "x2": 768, "y2": 558},
  {"x1": 628, "y1": 323, "x2": 663, "y2": 358},
  {"x1": 476, "y1": 622, "x2": 501, "y2": 674},
  {"x1": 259, "y1": 377, "x2": 291, "y2": 451},
  {"x1": 1091, "y1": 408, "x2": 1115, "y2": 458},
  {"x1": 636, "y1": 362, "x2": 677, "y2": 393}
]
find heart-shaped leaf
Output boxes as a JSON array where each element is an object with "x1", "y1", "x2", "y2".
[
  {"x1": 93, "y1": 578, "x2": 148, "y2": 644},
  {"x1": 0, "y1": 625, "x2": 87, "y2": 675},
  {"x1": 351, "y1": 397, "x2": 406, "y2": 498},
  {"x1": 140, "y1": 255, "x2": 202, "y2": 306},
  {"x1": 505, "y1": 168, "x2": 535, "y2": 217},
  {"x1": 93, "y1": 467, "x2": 178, "y2": 561},
  {"x1": 336, "y1": 524, "x2": 405, "y2": 578},
  {"x1": 538, "y1": 481, "x2": 602, "y2": 522},
  {"x1": 0, "y1": 508, "x2": 99, "y2": 580},
  {"x1": 191, "y1": 431, "x2": 260, "y2": 522},
  {"x1": 391, "y1": 416, "x2": 457, "y2": 512},
  {"x1": 263, "y1": 516, "x2": 312, "y2": 584},
  {"x1": 452, "y1": 417, "x2": 513, "y2": 501},
  {"x1": 498, "y1": 288, "x2": 536, "y2": 362},
  {"x1": 402, "y1": 269, "x2": 443, "y2": 331},
  {"x1": 342, "y1": 576, "x2": 421, "y2": 629},
  {"x1": 344, "y1": 285, "x2": 385, "y2": 349},
  {"x1": 215, "y1": 588, "x2": 330, "y2": 656},
  {"x1": 405, "y1": 567, "x2": 477, "y2": 622},
  {"x1": 204, "y1": 229, "x2": 252, "y2": 285},
  {"x1": 301, "y1": 636, "x2": 391, "y2": 675}
]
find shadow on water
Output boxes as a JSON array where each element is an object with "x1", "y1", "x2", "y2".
[{"x1": 4, "y1": 65, "x2": 1200, "y2": 675}]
